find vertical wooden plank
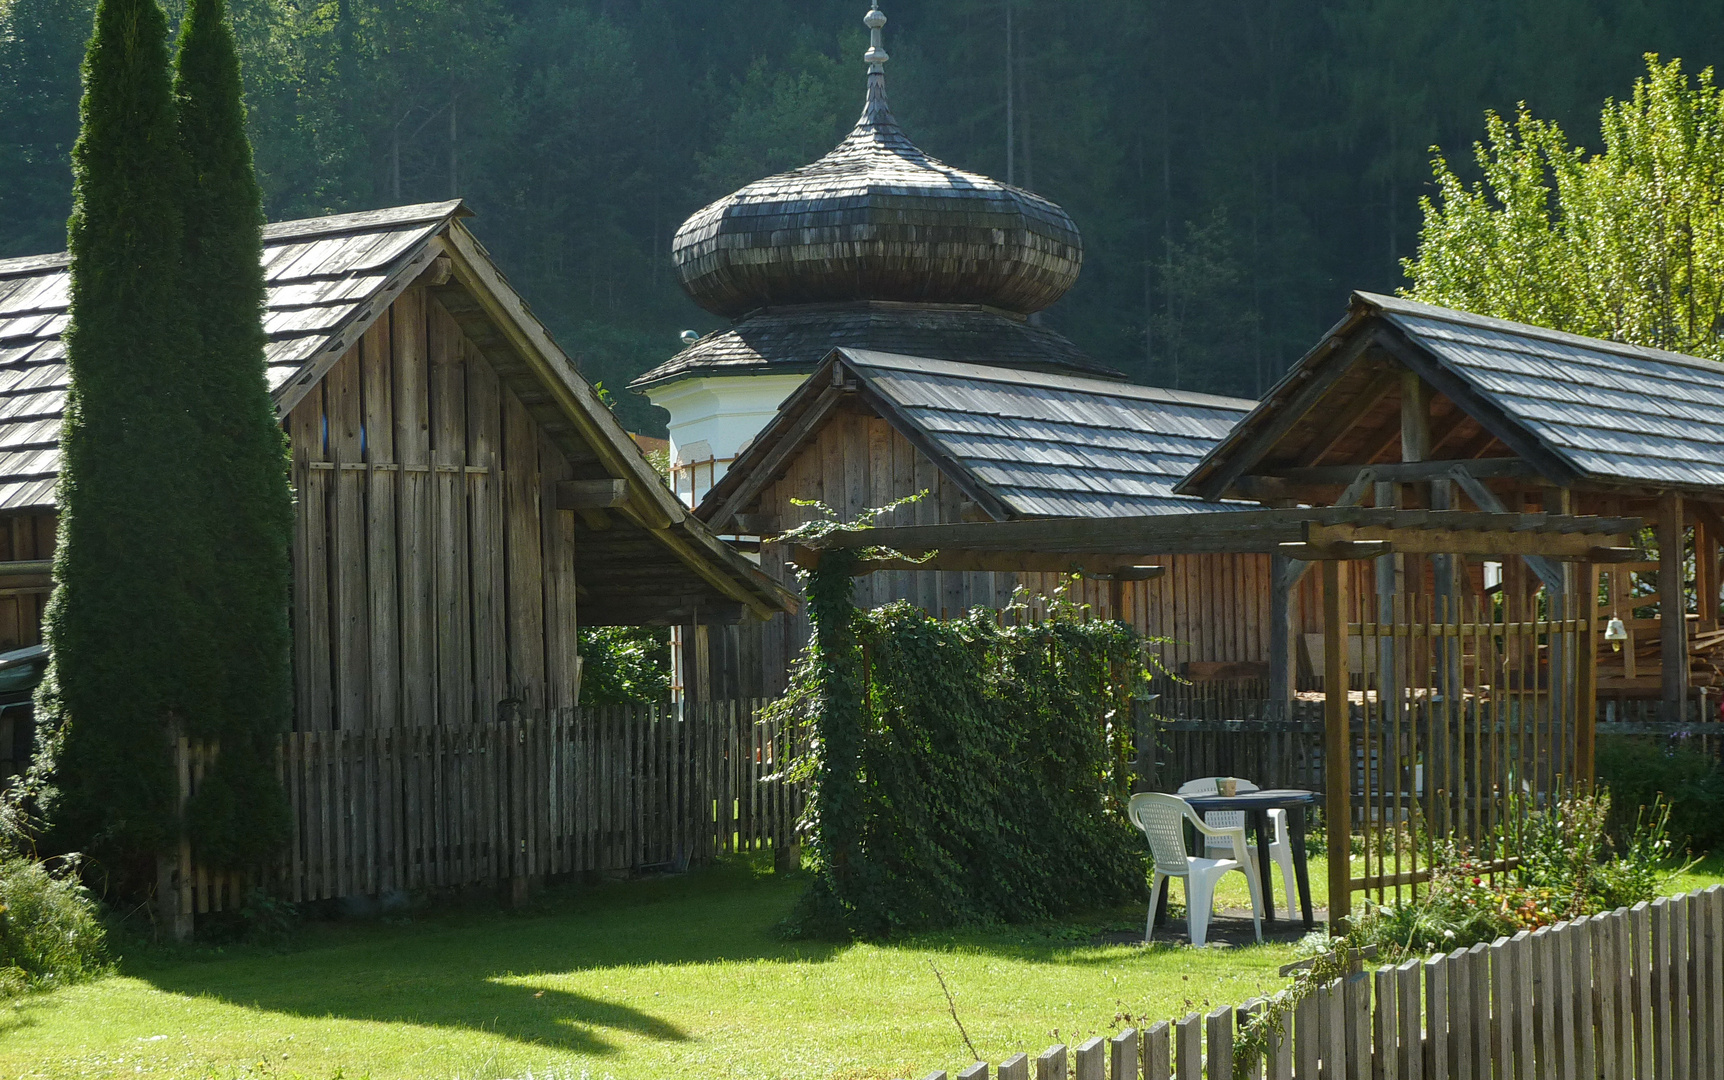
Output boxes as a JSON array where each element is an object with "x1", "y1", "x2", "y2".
[
  {"x1": 1592, "y1": 915, "x2": 1619, "y2": 1080},
  {"x1": 1631, "y1": 903, "x2": 1655, "y2": 1080},
  {"x1": 1396, "y1": 959, "x2": 1421, "y2": 1080},
  {"x1": 1265, "y1": 997, "x2": 1293, "y2": 1080},
  {"x1": 1206, "y1": 1007, "x2": 1234, "y2": 1076},
  {"x1": 1235, "y1": 1006, "x2": 1264, "y2": 1080},
  {"x1": 325, "y1": 347, "x2": 370, "y2": 732},
  {"x1": 394, "y1": 290, "x2": 435, "y2": 726},
  {"x1": 1375, "y1": 966, "x2": 1400, "y2": 1080},
  {"x1": 1531, "y1": 927, "x2": 1555, "y2": 1080},
  {"x1": 1145, "y1": 1021, "x2": 1171, "y2": 1080},
  {"x1": 1491, "y1": 937, "x2": 1516, "y2": 1080},
  {"x1": 1174, "y1": 1014, "x2": 1201, "y2": 1080},
  {"x1": 1669, "y1": 895, "x2": 1689, "y2": 1080},
  {"x1": 1322, "y1": 560, "x2": 1352, "y2": 930},
  {"x1": 1075, "y1": 1036, "x2": 1106, "y2": 1080},
  {"x1": 1343, "y1": 972, "x2": 1369, "y2": 1080},
  {"x1": 538, "y1": 427, "x2": 577, "y2": 713},
  {"x1": 465, "y1": 345, "x2": 505, "y2": 727},
  {"x1": 1038, "y1": 1044, "x2": 1069, "y2": 1080},
  {"x1": 429, "y1": 300, "x2": 472, "y2": 730},
  {"x1": 1512, "y1": 932, "x2": 1535, "y2": 1080},
  {"x1": 1424, "y1": 952, "x2": 1449, "y2": 1080},
  {"x1": 1293, "y1": 988, "x2": 1320, "y2": 1080},
  {"x1": 360, "y1": 317, "x2": 401, "y2": 734},
  {"x1": 1701, "y1": 887, "x2": 1724, "y2": 1070},
  {"x1": 1650, "y1": 898, "x2": 1672, "y2": 1080},
  {"x1": 502, "y1": 388, "x2": 546, "y2": 714},
  {"x1": 1616, "y1": 908, "x2": 1638, "y2": 1080}
]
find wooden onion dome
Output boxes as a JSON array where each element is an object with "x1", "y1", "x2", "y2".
[{"x1": 671, "y1": 4, "x2": 1083, "y2": 320}]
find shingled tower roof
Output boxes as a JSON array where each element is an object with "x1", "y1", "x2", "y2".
[{"x1": 634, "y1": 3, "x2": 1117, "y2": 391}]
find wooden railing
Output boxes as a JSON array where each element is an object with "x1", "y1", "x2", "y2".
[
  {"x1": 170, "y1": 699, "x2": 802, "y2": 919},
  {"x1": 900, "y1": 885, "x2": 1724, "y2": 1080}
]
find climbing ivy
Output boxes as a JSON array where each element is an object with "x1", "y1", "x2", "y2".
[{"x1": 777, "y1": 522, "x2": 1153, "y2": 938}]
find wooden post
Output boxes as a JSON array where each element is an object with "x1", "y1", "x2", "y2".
[
  {"x1": 1659, "y1": 492, "x2": 1689, "y2": 721},
  {"x1": 1577, "y1": 562, "x2": 1600, "y2": 791},
  {"x1": 1271, "y1": 553, "x2": 1298, "y2": 714},
  {"x1": 1324, "y1": 559, "x2": 1353, "y2": 931}
]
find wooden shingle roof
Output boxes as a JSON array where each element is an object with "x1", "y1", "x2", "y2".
[
  {"x1": 700, "y1": 348, "x2": 1253, "y2": 530},
  {"x1": 0, "y1": 201, "x2": 795, "y2": 623},
  {"x1": 0, "y1": 201, "x2": 463, "y2": 511},
  {"x1": 1178, "y1": 291, "x2": 1724, "y2": 502},
  {"x1": 631, "y1": 300, "x2": 1123, "y2": 390}
]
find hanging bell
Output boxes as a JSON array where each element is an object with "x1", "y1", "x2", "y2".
[{"x1": 1605, "y1": 616, "x2": 1628, "y2": 652}]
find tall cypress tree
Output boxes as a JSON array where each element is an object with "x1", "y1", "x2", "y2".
[
  {"x1": 172, "y1": 0, "x2": 293, "y2": 868},
  {"x1": 39, "y1": 0, "x2": 211, "y2": 884}
]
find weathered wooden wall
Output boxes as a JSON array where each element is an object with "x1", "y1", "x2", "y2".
[
  {"x1": 288, "y1": 289, "x2": 579, "y2": 731},
  {"x1": 706, "y1": 404, "x2": 1276, "y2": 698}
]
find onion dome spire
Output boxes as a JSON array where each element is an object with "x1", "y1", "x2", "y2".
[{"x1": 671, "y1": 3, "x2": 1082, "y2": 320}]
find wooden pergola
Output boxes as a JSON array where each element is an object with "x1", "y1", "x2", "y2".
[{"x1": 798, "y1": 506, "x2": 1640, "y2": 925}]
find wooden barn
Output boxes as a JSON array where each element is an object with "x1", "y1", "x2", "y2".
[
  {"x1": 695, "y1": 347, "x2": 1266, "y2": 698},
  {"x1": 0, "y1": 199, "x2": 793, "y2": 745},
  {"x1": 1180, "y1": 290, "x2": 1724, "y2": 720}
]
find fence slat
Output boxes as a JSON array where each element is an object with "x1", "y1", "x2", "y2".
[
  {"x1": 1145, "y1": 1021, "x2": 1172, "y2": 1080},
  {"x1": 1075, "y1": 1037, "x2": 1106, "y2": 1080},
  {"x1": 1374, "y1": 966, "x2": 1399, "y2": 1080},
  {"x1": 1631, "y1": 903, "x2": 1655, "y2": 1080},
  {"x1": 1175, "y1": 1013, "x2": 1202, "y2": 1080},
  {"x1": 1110, "y1": 1029, "x2": 1138, "y2": 1080},
  {"x1": 1037, "y1": 1044, "x2": 1069, "y2": 1080},
  {"x1": 1532, "y1": 926, "x2": 1555, "y2": 1080},
  {"x1": 1395, "y1": 959, "x2": 1421, "y2": 1080},
  {"x1": 1424, "y1": 952, "x2": 1448, "y2": 1080}
]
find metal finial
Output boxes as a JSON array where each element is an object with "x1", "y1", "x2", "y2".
[{"x1": 864, "y1": 4, "x2": 888, "y2": 73}]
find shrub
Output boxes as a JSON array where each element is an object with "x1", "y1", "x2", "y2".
[
  {"x1": 576, "y1": 626, "x2": 671, "y2": 705},
  {"x1": 0, "y1": 853, "x2": 107, "y2": 995},
  {"x1": 1597, "y1": 737, "x2": 1724, "y2": 853},
  {"x1": 781, "y1": 570, "x2": 1151, "y2": 939},
  {"x1": 1346, "y1": 791, "x2": 1681, "y2": 959}
]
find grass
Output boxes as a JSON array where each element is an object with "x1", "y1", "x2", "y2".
[
  {"x1": 4, "y1": 851, "x2": 1718, "y2": 1080},
  {"x1": 0, "y1": 859, "x2": 1301, "y2": 1080}
]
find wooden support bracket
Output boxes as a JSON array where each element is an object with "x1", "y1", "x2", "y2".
[{"x1": 556, "y1": 478, "x2": 629, "y2": 510}]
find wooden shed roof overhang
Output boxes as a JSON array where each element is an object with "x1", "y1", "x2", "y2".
[
  {"x1": 0, "y1": 200, "x2": 794, "y2": 626},
  {"x1": 792, "y1": 508, "x2": 1642, "y2": 576},
  {"x1": 699, "y1": 347, "x2": 1254, "y2": 533},
  {"x1": 1175, "y1": 291, "x2": 1724, "y2": 507}
]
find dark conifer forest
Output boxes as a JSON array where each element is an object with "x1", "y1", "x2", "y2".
[{"x1": 5, "y1": 0, "x2": 1723, "y2": 432}]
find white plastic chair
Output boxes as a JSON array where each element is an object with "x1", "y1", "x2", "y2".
[
  {"x1": 1127, "y1": 792, "x2": 1263, "y2": 947},
  {"x1": 1178, "y1": 776, "x2": 1299, "y2": 918}
]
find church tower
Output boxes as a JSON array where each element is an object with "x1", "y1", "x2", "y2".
[{"x1": 632, "y1": 3, "x2": 1119, "y2": 506}]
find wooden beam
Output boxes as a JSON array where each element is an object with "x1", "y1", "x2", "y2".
[
  {"x1": 1323, "y1": 560, "x2": 1352, "y2": 932},
  {"x1": 1280, "y1": 540, "x2": 1391, "y2": 561},
  {"x1": 1660, "y1": 491, "x2": 1689, "y2": 720},
  {"x1": 1577, "y1": 561, "x2": 1600, "y2": 792},
  {"x1": 1446, "y1": 465, "x2": 1566, "y2": 591},
  {"x1": 1260, "y1": 458, "x2": 1536, "y2": 486},
  {"x1": 1370, "y1": 322, "x2": 1581, "y2": 487},
  {"x1": 1303, "y1": 367, "x2": 1400, "y2": 466},
  {"x1": 793, "y1": 546, "x2": 1165, "y2": 577},
  {"x1": 555, "y1": 478, "x2": 629, "y2": 510},
  {"x1": 1185, "y1": 330, "x2": 1379, "y2": 501}
]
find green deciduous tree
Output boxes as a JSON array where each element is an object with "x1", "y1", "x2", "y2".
[
  {"x1": 39, "y1": 0, "x2": 209, "y2": 885},
  {"x1": 1407, "y1": 56, "x2": 1724, "y2": 357},
  {"x1": 172, "y1": 0, "x2": 293, "y2": 869}
]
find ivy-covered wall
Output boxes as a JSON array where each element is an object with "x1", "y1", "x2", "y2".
[{"x1": 783, "y1": 554, "x2": 1149, "y2": 939}]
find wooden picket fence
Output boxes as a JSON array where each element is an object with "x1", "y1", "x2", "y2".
[
  {"x1": 171, "y1": 699, "x2": 802, "y2": 916},
  {"x1": 903, "y1": 885, "x2": 1724, "y2": 1080}
]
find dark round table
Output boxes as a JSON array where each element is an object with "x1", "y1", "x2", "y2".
[{"x1": 1161, "y1": 788, "x2": 1317, "y2": 929}]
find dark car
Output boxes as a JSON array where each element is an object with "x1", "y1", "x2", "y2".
[{"x1": 0, "y1": 645, "x2": 46, "y2": 779}]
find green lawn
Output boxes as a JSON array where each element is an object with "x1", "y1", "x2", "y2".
[
  {"x1": 0, "y1": 860, "x2": 1299, "y2": 1080},
  {"x1": 4, "y1": 853, "x2": 1718, "y2": 1080}
]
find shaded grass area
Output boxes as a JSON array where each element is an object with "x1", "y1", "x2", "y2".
[{"x1": 0, "y1": 859, "x2": 1299, "y2": 1080}]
